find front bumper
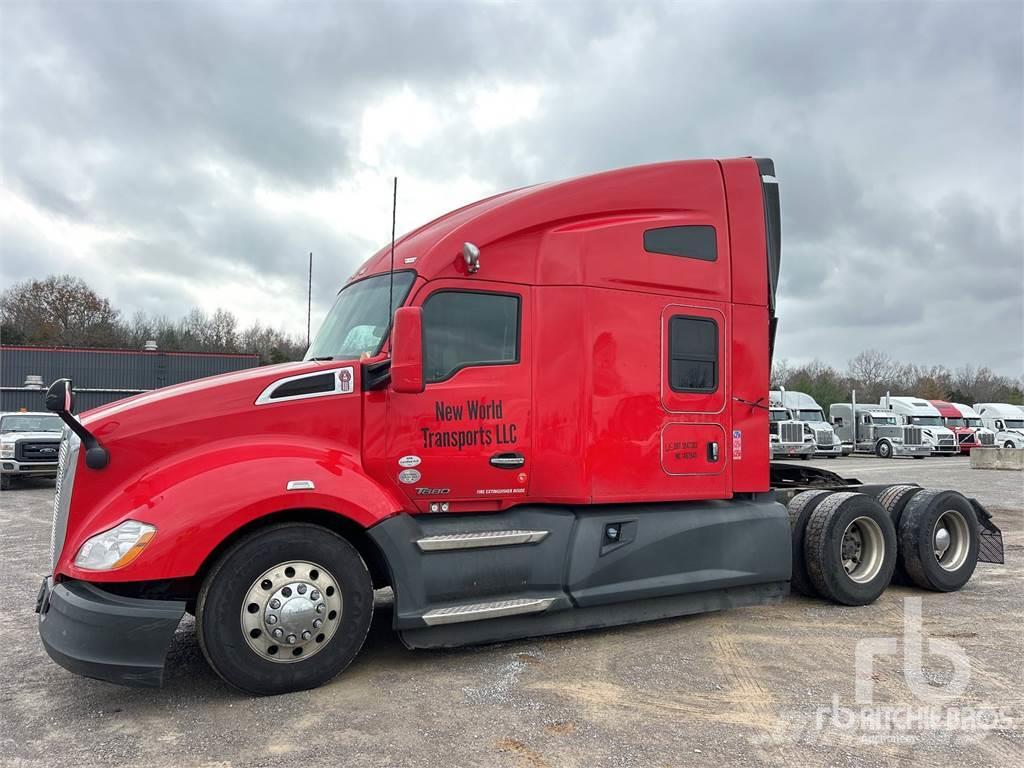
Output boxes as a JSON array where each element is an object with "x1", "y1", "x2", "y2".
[
  {"x1": 893, "y1": 443, "x2": 931, "y2": 457},
  {"x1": 36, "y1": 577, "x2": 186, "y2": 688},
  {"x1": 1, "y1": 459, "x2": 58, "y2": 476},
  {"x1": 771, "y1": 442, "x2": 815, "y2": 459},
  {"x1": 814, "y1": 443, "x2": 843, "y2": 457}
]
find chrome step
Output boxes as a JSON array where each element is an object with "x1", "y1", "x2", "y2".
[
  {"x1": 422, "y1": 597, "x2": 557, "y2": 626},
  {"x1": 416, "y1": 530, "x2": 548, "y2": 551}
]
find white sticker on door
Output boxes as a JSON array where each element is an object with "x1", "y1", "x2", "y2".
[
  {"x1": 398, "y1": 469, "x2": 422, "y2": 484},
  {"x1": 398, "y1": 455, "x2": 422, "y2": 468}
]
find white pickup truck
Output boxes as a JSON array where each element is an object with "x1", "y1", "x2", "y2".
[{"x1": 0, "y1": 411, "x2": 65, "y2": 490}]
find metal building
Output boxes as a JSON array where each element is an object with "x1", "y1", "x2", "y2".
[{"x1": 0, "y1": 345, "x2": 260, "y2": 412}]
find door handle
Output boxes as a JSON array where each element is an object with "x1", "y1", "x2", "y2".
[
  {"x1": 489, "y1": 452, "x2": 526, "y2": 469},
  {"x1": 707, "y1": 442, "x2": 719, "y2": 462}
]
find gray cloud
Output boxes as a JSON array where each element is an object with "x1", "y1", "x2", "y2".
[{"x1": 1, "y1": 0, "x2": 1020, "y2": 375}]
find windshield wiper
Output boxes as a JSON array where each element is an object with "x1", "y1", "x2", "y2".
[{"x1": 310, "y1": 356, "x2": 335, "y2": 361}]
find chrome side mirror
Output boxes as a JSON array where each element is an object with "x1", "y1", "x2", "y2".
[{"x1": 462, "y1": 242, "x2": 480, "y2": 274}]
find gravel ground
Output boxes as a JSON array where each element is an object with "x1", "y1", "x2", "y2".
[{"x1": 1, "y1": 455, "x2": 1021, "y2": 767}]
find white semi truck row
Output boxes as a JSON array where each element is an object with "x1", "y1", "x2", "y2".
[
  {"x1": 768, "y1": 390, "x2": 843, "y2": 460},
  {"x1": 771, "y1": 391, "x2": 1023, "y2": 461}
]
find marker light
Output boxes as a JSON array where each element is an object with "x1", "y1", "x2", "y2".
[{"x1": 74, "y1": 521, "x2": 156, "y2": 570}]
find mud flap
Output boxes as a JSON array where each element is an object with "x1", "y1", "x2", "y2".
[{"x1": 968, "y1": 498, "x2": 1005, "y2": 565}]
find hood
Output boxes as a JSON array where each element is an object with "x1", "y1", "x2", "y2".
[
  {"x1": 807, "y1": 421, "x2": 834, "y2": 431},
  {"x1": 81, "y1": 359, "x2": 344, "y2": 426}
]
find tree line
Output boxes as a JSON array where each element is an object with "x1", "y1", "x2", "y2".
[
  {"x1": 772, "y1": 350, "x2": 1024, "y2": 412},
  {"x1": 0, "y1": 275, "x2": 306, "y2": 364},
  {"x1": 3, "y1": 275, "x2": 1022, "y2": 401}
]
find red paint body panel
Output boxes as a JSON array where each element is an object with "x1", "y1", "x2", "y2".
[{"x1": 57, "y1": 158, "x2": 773, "y2": 584}]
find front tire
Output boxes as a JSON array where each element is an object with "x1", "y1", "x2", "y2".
[
  {"x1": 197, "y1": 523, "x2": 373, "y2": 695},
  {"x1": 876, "y1": 441, "x2": 893, "y2": 459},
  {"x1": 0, "y1": 475, "x2": 11, "y2": 491},
  {"x1": 1006, "y1": 441, "x2": 1016, "y2": 449}
]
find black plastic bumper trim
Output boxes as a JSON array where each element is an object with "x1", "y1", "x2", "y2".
[{"x1": 37, "y1": 577, "x2": 186, "y2": 688}]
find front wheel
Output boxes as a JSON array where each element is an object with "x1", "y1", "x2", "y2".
[
  {"x1": 0, "y1": 474, "x2": 11, "y2": 491},
  {"x1": 197, "y1": 523, "x2": 373, "y2": 695},
  {"x1": 875, "y1": 441, "x2": 893, "y2": 459},
  {"x1": 1006, "y1": 441, "x2": 1016, "y2": 449}
]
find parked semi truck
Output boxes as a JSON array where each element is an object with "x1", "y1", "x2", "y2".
[
  {"x1": 768, "y1": 400, "x2": 815, "y2": 460},
  {"x1": 35, "y1": 159, "x2": 1002, "y2": 695},
  {"x1": 931, "y1": 400, "x2": 995, "y2": 454},
  {"x1": 830, "y1": 399, "x2": 931, "y2": 458},
  {"x1": 881, "y1": 396, "x2": 959, "y2": 455},
  {"x1": 974, "y1": 403, "x2": 1024, "y2": 448},
  {"x1": 770, "y1": 389, "x2": 843, "y2": 458}
]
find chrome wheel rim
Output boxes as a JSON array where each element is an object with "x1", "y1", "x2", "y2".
[
  {"x1": 841, "y1": 516, "x2": 885, "y2": 583},
  {"x1": 933, "y1": 510, "x2": 970, "y2": 572},
  {"x1": 240, "y1": 560, "x2": 343, "y2": 663}
]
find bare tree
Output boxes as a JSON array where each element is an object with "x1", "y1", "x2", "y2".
[{"x1": 0, "y1": 275, "x2": 123, "y2": 347}]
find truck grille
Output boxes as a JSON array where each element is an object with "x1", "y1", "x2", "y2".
[
  {"x1": 16, "y1": 440, "x2": 62, "y2": 462},
  {"x1": 938, "y1": 435, "x2": 955, "y2": 446},
  {"x1": 814, "y1": 429, "x2": 834, "y2": 446},
  {"x1": 904, "y1": 426, "x2": 923, "y2": 446},
  {"x1": 48, "y1": 431, "x2": 80, "y2": 571},
  {"x1": 780, "y1": 423, "x2": 803, "y2": 444},
  {"x1": 979, "y1": 433, "x2": 995, "y2": 446}
]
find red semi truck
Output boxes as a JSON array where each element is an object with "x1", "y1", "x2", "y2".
[{"x1": 36, "y1": 158, "x2": 1003, "y2": 695}]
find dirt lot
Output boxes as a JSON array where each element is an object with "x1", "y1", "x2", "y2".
[{"x1": 2, "y1": 456, "x2": 1021, "y2": 767}]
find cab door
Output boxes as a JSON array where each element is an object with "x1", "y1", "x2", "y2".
[
  {"x1": 386, "y1": 280, "x2": 532, "y2": 509},
  {"x1": 659, "y1": 302, "x2": 730, "y2": 498}
]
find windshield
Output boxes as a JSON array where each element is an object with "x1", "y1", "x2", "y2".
[
  {"x1": 965, "y1": 418, "x2": 982, "y2": 427},
  {"x1": 910, "y1": 416, "x2": 943, "y2": 427},
  {"x1": 870, "y1": 415, "x2": 897, "y2": 425},
  {"x1": 1004, "y1": 420, "x2": 1024, "y2": 430},
  {"x1": 305, "y1": 271, "x2": 416, "y2": 361},
  {"x1": 0, "y1": 414, "x2": 63, "y2": 433},
  {"x1": 770, "y1": 410, "x2": 789, "y2": 422},
  {"x1": 945, "y1": 418, "x2": 966, "y2": 427},
  {"x1": 798, "y1": 409, "x2": 825, "y2": 422}
]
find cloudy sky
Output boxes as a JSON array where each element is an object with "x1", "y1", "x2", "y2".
[{"x1": 1, "y1": 1, "x2": 1021, "y2": 374}]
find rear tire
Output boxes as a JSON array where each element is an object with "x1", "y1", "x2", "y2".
[
  {"x1": 876, "y1": 484, "x2": 925, "y2": 584},
  {"x1": 898, "y1": 489, "x2": 979, "y2": 592},
  {"x1": 197, "y1": 523, "x2": 373, "y2": 695},
  {"x1": 876, "y1": 441, "x2": 893, "y2": 459},
  {"x1": 786, "y1": 490, "x2": 833, "y2": 597},
  {"x1": 804, "y1": 492, "x2": 896, "y2": 606}
]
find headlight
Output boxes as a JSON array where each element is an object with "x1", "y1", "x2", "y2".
[
  {"x1": 0, "y1": 442, "x2": 13, "y2": 458},
  {"x1": 74, "y1": 520, "x2": 156, "y2": 570}
]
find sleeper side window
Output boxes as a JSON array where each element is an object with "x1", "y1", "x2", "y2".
[
  {"x1": 668, "y1": 315, "x2": 718, "y2": 393},
  {"x1": 422, "y1": 291, "x2": 520, "y2": 384}
]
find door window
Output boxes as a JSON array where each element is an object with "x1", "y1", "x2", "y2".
[
  {"x1": 422, "y1": 291, "x2": 520, "y2": 383},
  {"x1": 668, "y1": 315, "x2": 718, "y2": 392}
]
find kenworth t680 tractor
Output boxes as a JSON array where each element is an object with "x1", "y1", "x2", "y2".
[{"x1": 36, "y1": 159, "x2": 1003, "y2": 695}]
